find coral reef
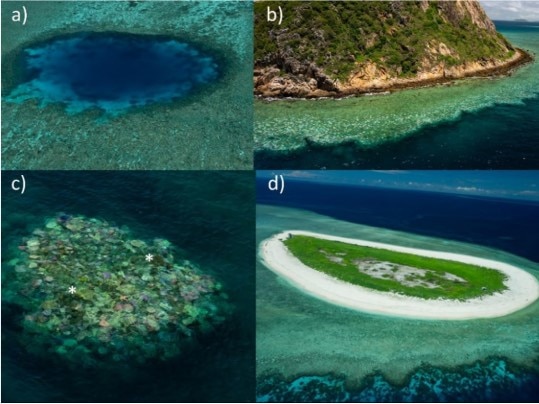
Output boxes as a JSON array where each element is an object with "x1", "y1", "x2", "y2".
[
  {"x1": 257, "y1": 359, "x2": 539, "y2": 402},
  {"x1": 6, "y1": 214, "x2": 229, "y2": 367}
]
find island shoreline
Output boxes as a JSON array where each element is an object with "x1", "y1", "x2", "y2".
[
  {"x1": 255, "y1": 48, "x2": 534, "y2": 100},
  {"x1": 259, "y1": 230, "x2": 539, "y2": 320}
]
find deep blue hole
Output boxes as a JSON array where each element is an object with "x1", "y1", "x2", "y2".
[{"x1": 10, "y1": 32, "x2": 220, "y2": 113}]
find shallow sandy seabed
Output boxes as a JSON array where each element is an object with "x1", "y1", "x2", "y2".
[{"x1": 260, "y1": 230, "x2": 539, "y2": 320}]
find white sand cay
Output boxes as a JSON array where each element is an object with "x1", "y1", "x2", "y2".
[{"x1": 259, "y1": 230, "x2": 539, "y2": 320}]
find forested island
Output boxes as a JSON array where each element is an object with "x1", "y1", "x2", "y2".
[{"x1": 255, "y1": 0, "x2": 532, "y2": 98}]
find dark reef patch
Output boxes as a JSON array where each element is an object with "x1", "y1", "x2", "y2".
[
  {"x1": 257, "y1": 358, "x2": 539, "y2": 402},
  {"x1": 5, "y1": 32, "x2": 221, "y2": 114},
  {"x1": 255, "y1": 94, "x2": 539, "y2": 170}
]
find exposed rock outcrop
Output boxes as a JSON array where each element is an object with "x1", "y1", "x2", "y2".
[{"x1": 254, "y1": 0, "x2": 532, "y2": 98}]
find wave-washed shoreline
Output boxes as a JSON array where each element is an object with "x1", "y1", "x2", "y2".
[{"x1": 255, "y1": 48, "x2": 534, "y2": 100}]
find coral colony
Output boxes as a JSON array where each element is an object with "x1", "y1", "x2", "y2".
[{"x1": 8, "y1": 214, "x2": 229, "y2": 367}]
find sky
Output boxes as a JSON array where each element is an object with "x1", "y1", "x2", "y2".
[
  {"x1": 481, "y1": 1, "x2": 539, "y2": 22},
  {"x1": 256, "y1": 171, "x2": 539, "y2": 202}
]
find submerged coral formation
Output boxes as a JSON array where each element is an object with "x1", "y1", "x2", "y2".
[
  {"x1": 6, "y1": 214, "x2": 229, "y2": 367},
  {"x1": 257, "y1": 359, "x2": 539, "y2": 402}
]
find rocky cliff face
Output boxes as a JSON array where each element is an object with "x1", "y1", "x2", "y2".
[
  {"x1": 434, "y1": 0, "x2": 495, "y2": 32},
  {"x1": 254, "y1": 0, "x2": 522, "y2": 97}
]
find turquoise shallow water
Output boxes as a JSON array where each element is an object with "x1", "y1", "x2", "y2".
[
  {"x1": 256, "y1": 203, "x2": 539, "y2": 401},
  {"x1": 254, "y1": 23, "x2": 539, "y2": 169}
]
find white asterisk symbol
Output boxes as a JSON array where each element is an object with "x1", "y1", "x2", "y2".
[
  {"x1": 145, "y1": 253, "x2": 154, "y2": 262},
  {"x1": 68, "y1": 285, "x2": 77, "y2": 295}
]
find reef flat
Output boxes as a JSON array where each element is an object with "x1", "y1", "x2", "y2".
[
  {"x1": 260, "y1": 230, "x2": 539, "y2": 320},
  {"x1": 2, "y1": 1, "x2": 252, "y2": 169}
]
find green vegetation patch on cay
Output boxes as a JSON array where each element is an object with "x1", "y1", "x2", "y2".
[{"x1": 284, "y1": 235, "x2": 507, "y2": 300}]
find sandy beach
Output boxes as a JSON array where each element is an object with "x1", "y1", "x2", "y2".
[{"x1": 259, "y1": 230, "x2": 539, "y2": 320}]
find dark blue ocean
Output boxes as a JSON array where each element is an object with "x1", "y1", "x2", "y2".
[
  {"x1": 257, "y1": 178, "x2": 539, "y2": 263},
  {"x1": 2, "y1": 171, "x2": 255, "y2": 402}
]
